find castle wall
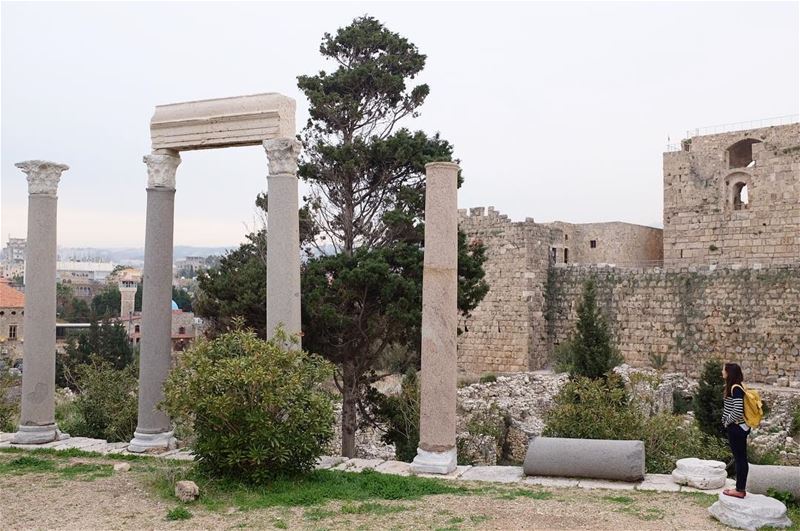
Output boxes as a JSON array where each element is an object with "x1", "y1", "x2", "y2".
[
  {"x1": 663, "y1": 124, "x2": 800, "y2": 269},
  {"x1": 548, "y1": 221, "x2": 663, "y2": 266},
  {"x1": 548, "y1": 265, "x2": 800, "y2": 386}
]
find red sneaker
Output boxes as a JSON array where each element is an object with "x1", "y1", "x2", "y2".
[{"x1": 723, "y1": 489, "x2": 746, "y2": 498}]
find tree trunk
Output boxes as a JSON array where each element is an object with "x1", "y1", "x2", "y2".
[{"x1": 341, "y1": 361, "x2": 358, "y2": 458}]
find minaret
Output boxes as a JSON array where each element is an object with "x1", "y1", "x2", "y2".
[{"x1": 119, "y1": 279, "x2": 137, "y2": 319}]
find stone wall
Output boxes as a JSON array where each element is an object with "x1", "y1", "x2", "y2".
[
  {"x1": 663, "y1": 123, "x2": 800, "y2": 269},
  {"x1": 548, "y1": 264, "x2": 800, "y2": 386},
  {"x1": 549, "y1": 221, "x2": 663, "y2": 266}
]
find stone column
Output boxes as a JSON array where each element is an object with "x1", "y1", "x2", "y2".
[
  {"x1": 12, "y1": 160, "x2": 68, "y2": 444},
  {"x1": 410, "y1": 162, "x2": 459, "y2": 474},
  {"x1": 263, "y1": 138, "x2": 302, "y2": 342},
  {"x1": 129, "y1": 150, "x2": 180, "y2": 453}
]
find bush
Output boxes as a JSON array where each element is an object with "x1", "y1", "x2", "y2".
[
  {"x1": 543, "y1": 376, "x2": 729, "y2": 473},
  {"x1": 161, "y1": 326, "x2": 335, "y2": 483},
  {"x1": 694, "y1": 360, "x2": 725, "y2": 439},
  {"x1": 479, "y1": 373, "x2": 497, "y2": 384},
  {"x1": 367, "y1": 370, "x2": 420, "y2": 462},
  {"x1": 791, "y1": 405, "x2": 800, "y2": 438},
  {"x1": 0, "y1": 373, "x2": 19, "y2": 432},
  {"x1": 67, "y1": 360, "x2": 138, "y2": 442},
  {"x1": 543, "y1": 375, "x2": 643, "y2": 441},
  {"x1": 564, "y1": 279, "x2": 622, "y2": 379},
  {"x1": 551, "y1": 339, "x2": 575, "y2": 373},
  {"x1": 641, "y1": 414, "x2": 729, "y2": 473}
]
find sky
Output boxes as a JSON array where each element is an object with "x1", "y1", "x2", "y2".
[{"x1": 1, "y1": 1, "x2": 798, "y2": 248}]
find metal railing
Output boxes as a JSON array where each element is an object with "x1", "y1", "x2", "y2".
[{"x1": 686, "y1": 114, "x2": 798, "y2": 138}]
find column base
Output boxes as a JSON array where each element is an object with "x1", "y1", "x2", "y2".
[
  {"x1": 11, "y1": 424, "x2": 65, "y2": 444},
  {"x1": 410, "y1": 447, "x2": 457, "y2": 475},
  {"x1": 127, "y1": 430, "x2": 177, "y2": 453}
]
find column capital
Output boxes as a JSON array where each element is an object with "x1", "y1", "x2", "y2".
[
  {"x1": 263, "y1": 137, "x2": 302, "y2": 176},
  {"x1": 15, "y1": 160, "x2": 69, "y2": 196},
  {"x1": 143, "y1": 150, "x2": 181, "y2": 189}
]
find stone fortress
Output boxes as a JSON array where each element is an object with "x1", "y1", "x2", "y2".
[{"x1": 456, "y1": 122, "x2": 800, "y2": 386}]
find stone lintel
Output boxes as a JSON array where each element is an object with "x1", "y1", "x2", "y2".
[{"x1": 150, "y1": 93, "x2": 296, "y2": 151}]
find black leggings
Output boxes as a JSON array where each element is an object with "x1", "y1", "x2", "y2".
[{"x1": 727, "y1": 423, "x2": 749, "y2": 491}]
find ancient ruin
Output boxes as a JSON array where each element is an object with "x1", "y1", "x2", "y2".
[
  {"x1": 129, "y1": 93, "x2": 301, "y2": 452},
  {"x1": 457, "y1": 122, "x2": 800, "y2": 385}
]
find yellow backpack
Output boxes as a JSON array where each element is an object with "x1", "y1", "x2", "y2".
[{"x1": 732, "y1": 384, "x2": 763, "y2": 428}]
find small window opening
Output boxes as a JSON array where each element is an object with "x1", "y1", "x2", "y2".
[
  {"x1": 564, "y1": 248, "x2": 569, "y2": 263},
  {"x1": 178, "y1": 326, "x2": 186, "y2": 335},
  {"x1": 8, "y1": 325, "x2": 17, "y2": 339},
  {"x1": 590, "y1": 240, "x2": 597, "y2": 249},
  {"x1": 727, "y1": 139, "x2": 761, "y2": 169},
  {"x1": 733, "y1": 182, "x2": 749, "y2": 210},
  {"x1": 134, "y1": 324, "x2": 140, "y2": 333},
  {"x1": 564, "y1": 234, "x2": 568, "y2": 241},
  {"x1": 550, "y1": 248, "x2": 557, "y2": 262}
]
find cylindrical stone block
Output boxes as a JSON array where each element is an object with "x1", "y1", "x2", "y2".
[
  {"x1": 417, "y1": 162, "x2": 459, "y2": 454},
  {"x1": 263, "y1": 138, "x2": 302, "y2": 342},
  {"x1": 523, "y1": 437, "x2": 646, "y2": 481},
  {"x1": 747, "y1": 464, "x2": 800, "y2": 498},
  {"x1": 12, "y1": 160, "x2": 67, "y2": 444}
]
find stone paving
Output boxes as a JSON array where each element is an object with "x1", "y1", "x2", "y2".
[{"x1": 0, "y1": 432, "x2": 736, "y2": 494}]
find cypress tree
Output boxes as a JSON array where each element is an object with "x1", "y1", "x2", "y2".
[
  {"x1": 694, "y1": 359, "x2": 726, "y2": 438},
  {"x1": 571, "y1": 278, "x2": 621, "y2": 379}
]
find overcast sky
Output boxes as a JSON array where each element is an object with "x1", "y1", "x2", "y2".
[{"x1": 2, "y1": 1, "x2": 798, "y2": 248}]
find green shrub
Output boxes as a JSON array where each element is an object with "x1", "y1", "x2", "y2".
[
  {"x1": 672, "y1": 390, "x2": 693, "y2": 415},
  {"x1": 647, "y1": 352, "x2": 668, "y2": 371},
  {"x1": 68, "y1": 360, "x2": 138, "y2": 442},
  {"x1": 567, "y1": 279, "x2": 622, "y2": 379},
  {"x1": 479, "y1": 373, "x2": 497, "y2": 384},
  {"x1": 543, "y1": 375, "x2": 643, "y2": 441},
  {"x1": 693, "y1": 360, "x2": 725, "y2": 439},
  {"x1": 161, "y1": 326, "x2": 335, "y2": 483},
  {"x1": 367, "y1": 370, "x2": 420, "y2": 462},
  {"x1": 641, "y1": 414, "x2": 729, "y2": 473},
  {"x1": 551, "y1": 339, "x2": 575, "y2": 373},
  {"x1": 0, "y1": 373, "x2": 19, "y2": 432},
  {"x1": 749, "y1": 447, "x2": 780, "y2": 465},
  {"x1": 791, "y1": 405, "x2": 800, "y2": 438},
  {"x1": 767, "y1": 488, "x2": 797, "y2": 508}
]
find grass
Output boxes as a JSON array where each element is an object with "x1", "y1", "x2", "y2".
[
  {"x1": 165, "y1": 506, "x2": 192, "y2": 521},
  {"x1": 150, "y1": 468, "x2": 472, "y2": 513},
  {"x1": 604, "y1": 495, "x2": 634, "y2": 504},
  {"x1": 0, "y1": 455, "x2": 56, "y2": 474},
  {"x1": 58, "y1": 462, "x2": 114, "y2": 481},
  {"x1": 340, "y1": 502, "x2": 410, "y2": 515},
  {"x1": 494, "y1": 488, "x2": 553, "y2": 500},
  {"x1": 0, "y1": 447, "x2": 143, "y2": 481}
]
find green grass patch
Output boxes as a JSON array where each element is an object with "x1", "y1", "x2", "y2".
[
  {"x1": 470, "y1": 514, "x2": 490, "y2": 524},
  {"x1": 616, "y1": 505, "x2": 665, "y2": 521},
  {"x1": 165, "y1": 506, "x2": 192, "y2": 521},
  {"x1": 340, "y1": 502, "x2": 410, "y2": 515},
  {"x1": 0, "y1": 455, "x2": 56, "y2": 474},
  {"x1": 151, "y1": 467, "x2": 470, "y2": 512},
  {"x1": 604, "y1": 495, "x2": 634, "y2": 504},
  {"x1": 494, "y1": 488, "x2": 553, "y2": 501},
  {"x1": 272, "y1": 518, "x2": 288, "y2": 529},
  {"x1": 679, "y1": 491, "x2": 717, "y2": 507},
  {"x1": 0, "y1": 446, "x2": 150, "y2": 461},
  {"x1": 58, "y1": 462, "x2": 113, "y2": 481},
  {"x1": 304, "y1": 507, "x2": 337, "y2": 521}
]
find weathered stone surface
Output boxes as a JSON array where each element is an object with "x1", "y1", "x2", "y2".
[
  {"x1": 175, "y1": 480, "x2": 199, "y2": 502},
  {"x1": 577, "y1": 479, "x2": 637, "y2": 491},
  {"x1": 747, "y1": 465, "x2": 800, "y2": 499},
  {"x1": 459, "y1": 465, "x2": 524, "y2": 484},
  {"x1": 523, "y1": 476, "x2": 579, "y2": 488},
  {"x1": 637, "y1": 473, "x2": 681, "y2": 492},
  {"x1": 708, "y1": 492, "x2": 792, "y2": 530},
  {"x1": 150, "y1": 93, "x2": 296, "y2": 151},
  {"x1": 315, "y1": 456, "x2": 348, "y2": 470},
  {"x1": 524, "y1": 437, "x2": 645, "y2": 481},
  {"x1": 375, "y1": 460, "x2": 412, "y2": 476},
  {"x1": 113, "y1": 462, "x2": 131, "y2": 472},
  {"x1": 671, "y1": 457, "x2": 727, "y2": 489},
  {"x1": 456, "y1": 433, "x2": 497, "y2": 466}
]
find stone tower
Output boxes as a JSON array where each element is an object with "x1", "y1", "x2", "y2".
[{"x1": 119, "y1": 279, "x2": 137, "y2": 319}]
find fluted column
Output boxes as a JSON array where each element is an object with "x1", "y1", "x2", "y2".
[
  {"x1": 129, "y1": 149, "x2": 180, "y2": 453},
  {"x1": 12, "y1": 160, "x2": 68, "y2": 444},
  {"x1": 263, "y1": 138, "x2": 302, "y2": 342},
  {"x1": 410, "y1": 162, "x2": 459, "y2": 474}
]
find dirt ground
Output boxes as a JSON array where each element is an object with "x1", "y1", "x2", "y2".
[{"x1": 0, "y1": 468, "x2": 727, "y2": 531}]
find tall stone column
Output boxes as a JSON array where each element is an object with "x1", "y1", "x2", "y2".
[
  {"x1": 411, "y1": 162, "x2": 459, "y2": 474},
  {"x1": 12, "y1": 160, "x2": 68, "y2": 444},
  {"x1": 263, "y1": 138, "x2": 302, "y2": 342},
  {"x1": 129, "y1": 149, "x2": 180, "y2": 453}
]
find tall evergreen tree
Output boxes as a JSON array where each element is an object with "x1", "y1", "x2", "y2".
[
  {"x1": 570, "y1": 278, "x2": 621, "y2": 379},
  {"x1": 694, "y1": 359, "x2": 726, "y2": 438},
  {"x1": 298, "y1": 16, "x2": 488, "y2": 457}
]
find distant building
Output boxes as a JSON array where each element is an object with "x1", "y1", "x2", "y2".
[
  {"x1": 1, "y1": 237, "x2": 26, "y2": 280},
  {"x1": 175, "y1": 256, "x2": 208, "y2": 278},
  {"x1": 0, "y1": 278, "x2": 25, "y2": 361},
  {"x1": 57, "y1": 261, "x2": 116, "y2": 301}
]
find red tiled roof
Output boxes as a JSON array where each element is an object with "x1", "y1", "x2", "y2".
[{"x1": 0, "y1": 278, "x2": 25, "y2": 308}]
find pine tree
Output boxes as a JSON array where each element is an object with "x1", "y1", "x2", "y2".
[
  {"x1": 694, "y1": 359, "x2": 726, "y2": 438},
  {"x1": 570, "y1": 278, "x2": 622, "y2": 379}
]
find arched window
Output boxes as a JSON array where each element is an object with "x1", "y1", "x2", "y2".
[
  {"x1": 178, "y1": 326, "x2": 186, "y2": 335},
  {"x1": 134, "y1": 324, "x2": 140, "y2": 333},
  {"x1": 727, "y1": 139, "x2": 761, "y2": 169},
  {"x1": 733, "y1": 182, "x2": 749, "y2": 210}
]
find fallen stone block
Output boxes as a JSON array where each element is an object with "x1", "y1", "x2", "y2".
[
  {"x1": 671, "y1": 457, "x2": 727, "y2": 489},
  {"x1": 113, "y1": 462, "x2": 131, "y2": 472},
  {"x1": 747, "y1": 464, "x2": 800, "y2": 499},
  {"x1": 523, "y1": 437, "x2": 645, "y2": 481},
  {"x1": 708, "y1": 492, "x2": 792, "y2": 530},
  {"x1": 175, "y1": 480, "x2": 199, "y2": 502},
  {"x1": 637, "y1": 474, "x2": 681, "y2": 492},
  {"x1": 315, "y1": 456, "x2": 347, "y2": 470},
  {"x1": 458, "y1": 466, "x2": 524, "y2": 484},
  {"x1": 375, "y1": 460, "x2": 411, "y2": 476}
]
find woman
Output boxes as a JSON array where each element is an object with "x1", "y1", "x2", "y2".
[{"x1": 721, "y1": 362, "x2": 749, "y2": 498}]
